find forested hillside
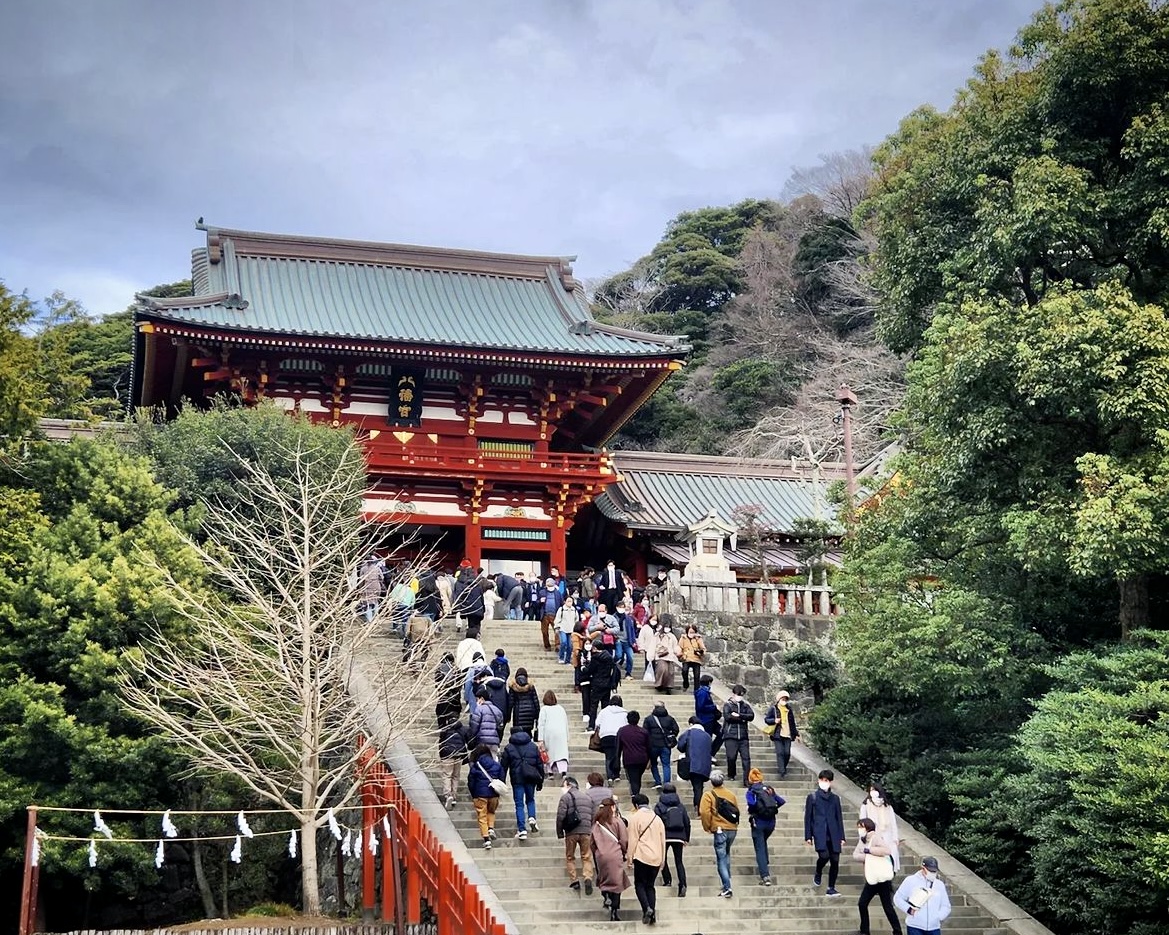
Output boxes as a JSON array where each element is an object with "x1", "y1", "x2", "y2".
[{"x1": 593, "y1": 164, "x2": 905, "y2": 464}]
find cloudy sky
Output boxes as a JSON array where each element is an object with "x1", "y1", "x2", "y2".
[{"x1": 1, "y1": 0, "x2": 1041, "y2": 317}]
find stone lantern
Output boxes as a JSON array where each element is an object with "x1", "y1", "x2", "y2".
[{"x1": 678, "y1": 508, "x2": 738, "y2": 583}]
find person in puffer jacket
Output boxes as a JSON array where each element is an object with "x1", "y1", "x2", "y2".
[
  {"x1": 507, "y1": 668, "x2": 541, "y2": 734},
  {"x1": 499, "y1": 726, "x2": 544, "y2": 839},
  {"x1": 467, "y1": 744, "x2": 504, "y2": 848},
  {"x1": 469, "y1": 687, "x2": 504, "y2": 754}
]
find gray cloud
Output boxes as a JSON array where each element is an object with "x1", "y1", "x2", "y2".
[{"x1": 0, "y1": 0, "x2": 1040, "y2": 314}]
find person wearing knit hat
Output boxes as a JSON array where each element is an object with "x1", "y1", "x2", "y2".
[
  {"x1": 894, "y1": 857, "x2": 952, "y2": 935},
  {"x1": 745, "y1": 767, "x2": 784, "y2": 885}
]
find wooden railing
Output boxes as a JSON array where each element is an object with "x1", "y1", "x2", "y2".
[
  {"x1": 652, "y1": 581, "x2": 838, "y2": 617},
  {"x1": 365, "y1": 441, "x2": 613, "y2": 478},
  {"x1": 358, "y1": 742, "x2": 515, "y2": 935}
]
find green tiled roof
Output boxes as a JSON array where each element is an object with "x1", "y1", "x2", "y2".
[
  {"x1": 596, "y1": 451, "x2": 840, "y2": 534},
  {"x1": 139, "y1": 226, "x2": 688, "y2": 359}
]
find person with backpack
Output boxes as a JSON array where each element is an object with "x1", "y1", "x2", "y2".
[
  {"x1": 745, "y1": 767, "x2": 785, "y2": 886},
  {"x1": 578, "y1": 567, "x2": 598, "y2": 612},
  {"x1": 555, "y1": 775, "x2": 596, "y2": 894},
  {"x1": 625, "y1": 792, "x2": 667, "y2": 925},
  {"x1": 804, "y1": 768, "x2": 847, "y2": 898},
  {"x1": 722, "y1": 684, "x2": 755, "y2": 784},
  {"x1": 467, "y1": 743, "x2": 505, "y2": 849},
  {"x1": 499, "y1": 725, "x2": 544, "y2": 840},
  {"x1": 489, "y1": 647, "x2": 510, "y2": 680},
  {"x1": 676, "y1": 716, "x2": 713, "y2": 808},
  {"x1": 436, "y1": 717, "x2": 472, "y2": 810},
  {"x1": 699, "y1": 770, "x2": 740, "y2": 898},
  {"x1": 643, "y1": 702, "x2": 680, "y2": 789},
  {"x1": 654, "y1": 783, "x2": 691, "y2": 897}
]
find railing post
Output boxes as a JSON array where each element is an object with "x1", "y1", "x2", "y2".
[{"x1": 19, "y1": 806, "x2": 38, "y2": 935}]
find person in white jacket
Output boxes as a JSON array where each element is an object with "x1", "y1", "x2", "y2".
[
  {"x1": 859, "y1": 781, "x2": 902, "y2": 872},
  {"x1": 893, "y1": 856, "x2": 952, "y2": 935}
]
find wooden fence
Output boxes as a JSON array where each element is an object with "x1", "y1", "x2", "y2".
[{"x1": 652, "y1": 581, "x2": 838, "y2": 616}]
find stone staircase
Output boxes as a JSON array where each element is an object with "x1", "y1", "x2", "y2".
[{"x1": 379, "y1": 616, "x2": 1010, "y2": 935}]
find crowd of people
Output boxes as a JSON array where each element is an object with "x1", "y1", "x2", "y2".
[{"x1": 425, "y1": 560, "x2": 953, "y2": 932}]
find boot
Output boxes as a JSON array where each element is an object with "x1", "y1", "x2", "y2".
[
  {"x1": 609, "y1": 908, "x2": 621, "y2": 922},
  {"x1": 678, "y1": 884, "x2": 686, "y2": 897}
]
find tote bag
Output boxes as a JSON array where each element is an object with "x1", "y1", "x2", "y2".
[{"x1": 864, "y1": 852, "x2": 895, "y2": 884}]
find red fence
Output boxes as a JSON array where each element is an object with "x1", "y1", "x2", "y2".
[{"x1": 358, "y1": 743, "x2": 513, "y2": 935}]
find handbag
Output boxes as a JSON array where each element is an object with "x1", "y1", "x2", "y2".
[
  {"x1": 589, "y1": 729, "x2": 603, "y2": 752},
  {"x1": 676, "y1": 755, "x2": 691, "y2": 781},
  {"x1": 864, "y1": 852, "x2": 895, "y2": 884},
  {"x1": 477, "y1": 762, "x2": 507, "y2": 796}
]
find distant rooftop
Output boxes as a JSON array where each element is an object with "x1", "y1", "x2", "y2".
[
  {"x1": 136, "y1": 225, "x2": 689, "y2": 359},
  {"x1": 596, "y1": 450, "x2": 843, "y2": 534}
]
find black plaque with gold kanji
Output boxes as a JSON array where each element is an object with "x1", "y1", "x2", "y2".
[{"x1": 389, "y1": 368, "x2": 424, "y2": 427}]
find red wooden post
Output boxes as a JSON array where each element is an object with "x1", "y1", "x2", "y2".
[
  {"x1": 361, "y1": 778, "x2": 376, "y2": 920},
  {"x1": 549, "y1": 524, "x2": 567, "y2": 574},
  {"x1": 405, "y1": 811, "x2": 422, "y2": 925},
  {"x1": 381, "y1": 781, "x2": 396, "y2": 927},
  {"x1": 19, "y1": 807, "x2": 38, "y2": 935}
]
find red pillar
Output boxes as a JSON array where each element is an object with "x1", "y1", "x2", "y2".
[
  {"x1": 550, "y1": 523, "x2": 567, "y2": 574},
  {"x1": 465, "y1": 516, "x2": 482, "y2": 568}
]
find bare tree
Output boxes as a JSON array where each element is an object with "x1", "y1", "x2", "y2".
[
  {"x1": 781, "y1": 148, "x2": 875, "y2": 220},
  {"x1": 727, "y1": 335, "x2": 906, "y2": 468},
  {"x1": 122, "y1": 438, "x2": 441, "y2": 916}
]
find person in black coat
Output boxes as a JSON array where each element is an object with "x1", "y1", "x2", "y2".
[
  {"x1": 507, "y1": 668, "x2": 541, "y2": 734},
  {"x1": 452, "y1": 564, "x2": 486, "y2": 629},
  {"x1": 499, "y1": 727, "x2": 544, "y2": 839},
  {"x1": 654, "y1": 783, "x2": 691, "y2": 896},
  {"x1": 804, "y1": 768, "x2": 846, "y2": 896},
  {"x1": 436, "y1": 718, "x2": 471, "y2": 808},
  {"x1": 482, "y1": 674, "x2": 510, "y2": 723},
  {"x1": 415, "y1": 569, "x2": 441, "y2": 622},
  {"x1": 582, "y1": 644, "x2": 620, "y2": 731}
]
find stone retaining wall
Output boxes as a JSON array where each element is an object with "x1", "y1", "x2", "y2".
[{"x1": 662, "y1": 610, "x2": 834, "y2": 707}]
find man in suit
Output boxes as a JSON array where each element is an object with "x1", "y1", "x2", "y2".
[{"x1": 596, "y1": 560, "x2": 626, "y2": 612}]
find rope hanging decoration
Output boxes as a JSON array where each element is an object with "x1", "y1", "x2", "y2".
[{"x1": 27, "y1": 802, "x2": 397, "y2": 871}]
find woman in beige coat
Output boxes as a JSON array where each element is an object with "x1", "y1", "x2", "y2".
[
  {"x1": 678, "y1": 625, "x2": 706, "y2": 691},
  {"x1": 626, "y1": 792, "x2": 667, "y2": 925},
  {"x1": 652, "y1": 621, "x2": 680, "y2": 693}
]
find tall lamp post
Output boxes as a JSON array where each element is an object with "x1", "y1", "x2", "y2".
[{"x1": 836, "y1": 384, "x2": 858, "y2": 519}]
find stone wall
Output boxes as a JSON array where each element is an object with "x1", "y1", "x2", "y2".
[{"x1": 661, "y1": 610, "x2": 835, "y2": 708}]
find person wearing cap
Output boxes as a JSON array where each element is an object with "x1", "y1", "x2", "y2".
[
  {"x1": 764, "y1": 689, "x2": 800, "y2": 778},
  {"x1": 894, "y1": 857, "x2": 951, "y2": 935}
]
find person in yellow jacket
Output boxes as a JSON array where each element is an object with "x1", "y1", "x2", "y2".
[
  {"x1": 699, "y1": 771, "x2": 740, "y2": 897},
  {"x1": 625, "y1": 792, "x2": 667, "y2": 925}
]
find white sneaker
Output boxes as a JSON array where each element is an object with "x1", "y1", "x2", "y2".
[
  {"x1": 515, "y1": 830, "x2": 528, "y2": 840},
  {"x1": 488, "y1": 828, "x2": 497, "y2": 839},
  {"x1": 528, "y1": 817, "x2": 540, "y2": 833},
  {"x1": 583, "y1": 714, "x2": 589, "y2": 723}
]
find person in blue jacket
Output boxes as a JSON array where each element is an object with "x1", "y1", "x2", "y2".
[
  {"x1": 467, "y1": 744, "x2": 504, "y2": 848},
  {"x1": 676, "y1": 716, "x2": 713, "y2": 808},
  {"x1": 694, "y1": 674, "x2": 723, "y2": 756}
]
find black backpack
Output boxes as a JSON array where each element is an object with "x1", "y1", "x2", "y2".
[
  {"x1": 660, "y1": 804, "x2": 686, "y2": 836},
  {"x1": 750, "y1": 786, "x2": 780, "y2": 819},
  {"x1": 715, "y1": 794, "x2": 740, "y2": 825},
  {"x1": 562, "y1": 791, "x2": 582, "y2": 833}
]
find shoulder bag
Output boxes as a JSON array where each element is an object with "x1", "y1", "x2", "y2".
[{"x1": 477, "y1": 762, "x2": 507, "y2": 796}]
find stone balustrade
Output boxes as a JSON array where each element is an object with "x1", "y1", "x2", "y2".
[{"x1": 651, "y1": 579, "x2": 838, "y2": 617}]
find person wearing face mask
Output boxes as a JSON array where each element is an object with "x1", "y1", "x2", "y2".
[
  {"x1": 764, "y1": 689, "x2": 800, "y2": 778},
  {"x1": 893, "y1": 857, "x2": 951, "y2": 935},
  {"x1": 852, "y1": 817, "x2": 903, "y2": 935},
  {"x1": 804, "y1": 769, "x2": 846, "y2": 897},
  {"x1": 860, "y1": 781, "x2": 901, "y2": 873}
]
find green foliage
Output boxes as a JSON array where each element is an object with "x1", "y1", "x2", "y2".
[
  {"x1": 710, "y1": 358, "x2": 794, "y2": 428},
  {"x1": 779, "y1": 644, "x2": 840, "y2": 704},
  {"x1": 864, "y1": 0, "x2": 1169, "y2": 353},
  {"x1": 953, "y1": 632, "x2": 1169, "y2": 934},
  {"x1": 134, "y1": 398, "x2": 358, "y2": 515}
]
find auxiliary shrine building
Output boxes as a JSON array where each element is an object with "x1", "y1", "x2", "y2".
[{"x1": 133, "y1": 224, "x2": 841, "y2": 580}]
